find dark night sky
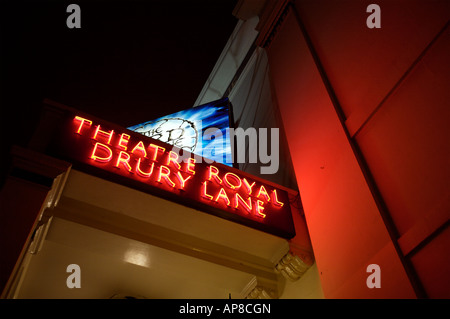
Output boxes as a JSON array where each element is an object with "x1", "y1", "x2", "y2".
[{"x1": 0, "y1": 0, "x2": 238, "y2": 179}]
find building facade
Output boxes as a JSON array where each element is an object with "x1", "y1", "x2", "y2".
[
  {"x1": 0, "y1": 0, "x2": 449, "y2": 299},
  {"x1": 214, "y1": 0, "x2": 448, "y2": 298}
]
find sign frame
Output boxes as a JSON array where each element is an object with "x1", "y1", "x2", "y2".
[{"x1": 34, "y1": 101, "x2": 296, "y2": 239}]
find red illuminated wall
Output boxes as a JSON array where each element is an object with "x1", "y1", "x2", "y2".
[{"x1": 259, "y1": 0, "x2": 449, "y2": 298}]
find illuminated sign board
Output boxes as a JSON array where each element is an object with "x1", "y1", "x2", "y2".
[
  {"x1": 128, "y1": 98, "x2": 233, "y2": 166},
  {"x1": 45, "y1": 112, "x2": 295, "y2": 239}
]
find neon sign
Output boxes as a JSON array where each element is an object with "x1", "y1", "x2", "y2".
[{"x1": 48, "y1": 114, "x2": 295, "y2": 238}]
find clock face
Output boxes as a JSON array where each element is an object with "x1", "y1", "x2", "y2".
[{"x1": 131, "y1": 117, "x2": 199, "y2": 153}]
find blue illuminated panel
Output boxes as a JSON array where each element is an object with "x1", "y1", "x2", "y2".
[{"x1": 127, "y1": 98, "x2": 233, "y2": 166}]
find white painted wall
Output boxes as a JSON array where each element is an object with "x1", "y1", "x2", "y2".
[{"x1": 279, "y1": 263, "x2": 324, "y2": 299}]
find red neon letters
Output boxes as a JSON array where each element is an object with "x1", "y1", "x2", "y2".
[
  {"x1": 74, "y1": 116, "x2": 285, "y2": 220},
  {"x1": 76, "y1": 116, "x2": 192, "y2": 190},
  {"x1": 201, "y1": 164, "x2": 285, "y2": 219}
]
